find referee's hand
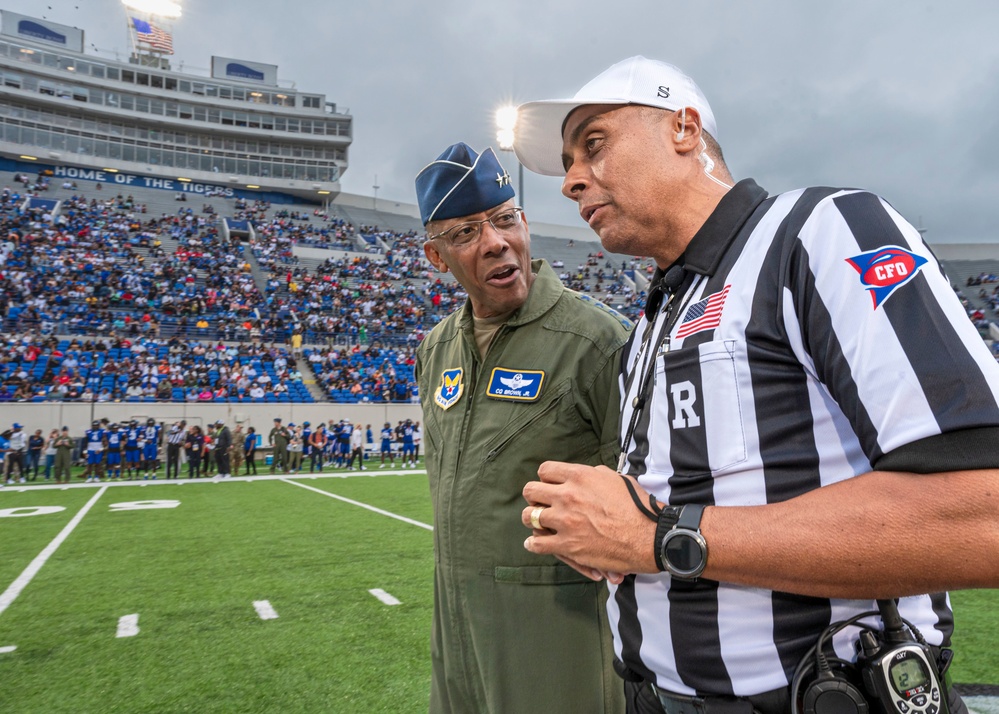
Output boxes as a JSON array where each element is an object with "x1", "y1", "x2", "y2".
[{"x1": 522, "y1": 461, "x2": 658, "y2": 579}]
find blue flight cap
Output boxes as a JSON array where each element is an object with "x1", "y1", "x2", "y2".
[
  {"x1": 415, "y1": 142, "x2": 515, "y2": 225},
  {"x1": 12, "y1": 423, "x2": 22, "y2": 429}
]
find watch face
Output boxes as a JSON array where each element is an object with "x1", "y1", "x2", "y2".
[{"x1": 662, "y1": 530, "x2": 707, "y2": 579}]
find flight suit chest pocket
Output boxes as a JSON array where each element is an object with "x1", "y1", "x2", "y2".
[{"x1": 655, "y1": 340, "x2": 747, "y2": 474}]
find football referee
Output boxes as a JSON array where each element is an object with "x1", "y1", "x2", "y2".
[{"x1": 514, "y1": 56, "x2": 999, "y2": 714}]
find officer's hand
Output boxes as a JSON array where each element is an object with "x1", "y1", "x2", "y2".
[{"x1": 522, "y1": 461, "x2": 658, "y2": 575}]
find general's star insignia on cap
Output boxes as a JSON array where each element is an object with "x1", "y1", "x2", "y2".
[{"x1": 496, "y1": 170, "x2": 511, "y2": 188}]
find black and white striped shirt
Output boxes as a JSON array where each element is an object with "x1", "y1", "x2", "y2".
[{"x1": 612, "y1": 180, "x2": 999, "y2": 696}]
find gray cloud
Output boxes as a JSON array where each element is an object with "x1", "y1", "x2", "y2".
[{"x1": 9, "y1": 0, "x2": 999, "y2": 243}]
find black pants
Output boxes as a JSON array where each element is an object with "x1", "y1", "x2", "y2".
[
  {"x1": 245, "y1": 452, "x2": 257, "y2": 474},
  {"x1": 216, "y1": 451, "x2": 230, "y2": 476},
  {"x1": 188, "y1": 454, "x2": 202, "y2": 478},
  {"x1": 166, "y1": 443, "x2": 181, "y2": 479},
  {"x1": 624, "y1": 680, "x2": 969, "y2": 714},
  {"x1": 5, "y1": 452, "x2": 24, "y2": 479}
]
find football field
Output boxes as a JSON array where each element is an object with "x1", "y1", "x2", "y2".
[
  {"x1": 1, "y1": 471, "x2": 996, "y2": 713},
  {"x1": 0, "y1": 470, "x2": 435, "y2": 713}
]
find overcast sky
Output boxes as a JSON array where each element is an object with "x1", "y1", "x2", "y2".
[{"x1": 6, "y1": 1, "x2": 999, "y2": 243}]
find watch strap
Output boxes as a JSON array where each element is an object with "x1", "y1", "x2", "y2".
[
  {"x1": 653, "y1": 505, "x2": 683, "y2": 571},
  {"x1": 676, "y1": 503, "x2": 705, "y2": 531}
]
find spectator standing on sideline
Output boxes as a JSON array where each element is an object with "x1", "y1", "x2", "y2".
[
  {"x1": 347, "y1": 425, "x2": 365, "y2": 470},
  {"x1": 27, "y1": 429, "x2": 44, "y2": 481},
  {"x1": 413, "y1": 141, "x2": 629, "y2": 713},
  {"x1": 412, "y1": 421, "x2": 422, "y2": 466},
  {"x1": 269, "y1": 418, "x2": 289, "y2": 473},
  {"x1": 214, "y1": 419, "x2": 232, "y2": 479},
  {"x1": 43, "y1": 429, "x2": 58, "y2": 481},
  {"x1": 513, "y1": 56, "x2": 999, "y2": 714},
  {"x1": 6, "y1": 423, "x2": 27, "y2": 483},
  {"x1": 231, "y1": 424, "x2": 245, "y2": 476},
  {"x1": 287, "y1": 425, "x2": 303, "y2": 473},
  {"x1": 244, "y1": 426, "x2": 258, "y2": 475},
  {"x1": 184, "y1": 425, "x2": 205, "y2": 479},
  {"x1": 52, "y1": 427, "x2": 74, "y2": 484},
  {"x1": 309, "y1": 423, "x2": 326, "y2": 472}
]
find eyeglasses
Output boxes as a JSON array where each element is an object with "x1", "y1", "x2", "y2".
[{"x1": 427, "y1": 207, "x2": 524, "y2": 247}]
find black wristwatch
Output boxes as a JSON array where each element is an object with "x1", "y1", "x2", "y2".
[{"x1": 654, "y1": 504, "x2": 708, "y2": 580}]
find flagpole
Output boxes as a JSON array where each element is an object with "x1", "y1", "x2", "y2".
[{"x1": 122, "y1": 3, "x2": 138, "y2": 58}]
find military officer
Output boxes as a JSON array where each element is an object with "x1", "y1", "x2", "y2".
[{"x1": 414, "y1": 142, "x2": 631, "y2": 713}]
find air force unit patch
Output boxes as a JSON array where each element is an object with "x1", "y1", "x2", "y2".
[
  {"x1": 487, "y1": 368, "x2": 545, "y2": 401},
  {"x1": 435, "y1": 368, "x2": 464, "y2": 410},
  {"x1": 846, "y1": 246, "x2": 929, "y2": 309}
]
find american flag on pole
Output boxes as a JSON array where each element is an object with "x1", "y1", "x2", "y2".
[
  {"x1": 675, "y1": 284, "x2": 731, "y2": 339},
  {"x1": 132, "y1": 18, "x2": 174, "y2": 54}
]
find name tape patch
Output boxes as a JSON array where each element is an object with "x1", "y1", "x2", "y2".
[{"x1": 486, "y1": 368, "x2": 545, "y2": 401}]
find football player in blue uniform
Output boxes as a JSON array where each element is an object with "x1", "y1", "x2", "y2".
[
  {"x1": 141, "y1": 418, "x2": 161, "y2": 479},
  {"x1": 105, "y1": 424, "x2": 124, "y2": 480},
  {"x1": 379, "y1": 422, "x2": 395, "y2": 469},
  {"x1": 84, "y1": 420, "x2": 106, "y2": 483},
  {"x1": 124, "y1": 419, "x2": 141, "y2": 479},
  {"x1": 337, "y1": 420, "x2": 352, "y2": 468},
  {"x1": 401, "y1": 419, "x2": 416, "y2": 468}
]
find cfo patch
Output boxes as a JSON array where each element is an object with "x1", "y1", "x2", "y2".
[
  {"x1": 435, "y1": 368, "x2": 464, "y2": 410},
  {"x1": 486, "y1": 368, "x2": 545, "y2": 401},
  {"x1": 846, "y1": 246, "x2": 928, "y2": 309}
]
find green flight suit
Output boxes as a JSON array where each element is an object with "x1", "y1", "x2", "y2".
[
  {"x1": 416, "y1": 260, "x2": 631, "y2": 714},
  {"x1": 269, "y1": 426, "x2": 289, "y2": 473}
]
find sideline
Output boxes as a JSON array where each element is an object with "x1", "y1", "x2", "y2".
[
  {"x1": 280, "y1": 478, "x2": 433, "y2": 531},
  {"x1": 0, "y1": 468, "x2": 425, "y2": 491},
  {"x1": 0, "y1": 486, "x2": 108, "y2": 618}
]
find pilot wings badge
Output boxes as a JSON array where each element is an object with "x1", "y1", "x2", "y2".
[{"x1": 435, "y1": 368, "x2": 464, "y2": 410}]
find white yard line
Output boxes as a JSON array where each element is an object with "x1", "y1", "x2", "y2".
[
  {"x1": 253, "y1": 600, "x2": 279, "y2": 620},
  {"x1": 368, "y1": 588, "x2": 401, "y2": 606},
  {"x1": 116, "y1": 613, "x2": 140, "y2": 638},
  {"x1": 0, "y1": 486, "x2": 107, "y2": 618},
  {"x1": 280, "y1": 478, "x2": 433, "y2": 531},
  {"x1": 0, "y1": 645, "x2": 16, "y2": 654}
]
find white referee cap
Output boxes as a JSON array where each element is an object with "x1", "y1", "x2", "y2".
[{"x1": 514, "y1": 56, "x2": 717, "y2": 176}]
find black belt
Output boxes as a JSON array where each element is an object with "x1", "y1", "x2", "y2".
[{"x1": 651, "y1": 684, "x2": 791, "y2": 714}]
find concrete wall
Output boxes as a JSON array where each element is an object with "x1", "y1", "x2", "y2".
[{"x1": 1, "y1": 402, "x2": 424, "y2": 436}]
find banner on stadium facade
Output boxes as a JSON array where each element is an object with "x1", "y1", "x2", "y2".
[
  {"x1": 210, "y1": 56, "x2": 278, "y2": 86},
  {"x1": 0, "y1": 11, "x2": 85, "y2": 53},
  {"x1": 0, "y1": 157, "x2": 317, "y2": 206}
]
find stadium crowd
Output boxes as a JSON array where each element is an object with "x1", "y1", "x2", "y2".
[{"x1": 8, "y1": 169, "x2": 998, "y2": 414}]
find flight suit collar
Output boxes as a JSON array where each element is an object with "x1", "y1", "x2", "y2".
[{"x1": 458, "y1": 259, "x2": 560, "y2": 331}]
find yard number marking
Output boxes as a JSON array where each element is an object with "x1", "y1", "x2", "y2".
[
  {"x1": 0, "y1": 487, "x2": 107, "y2": 618},
  {"x1": 0, "y1": 506, "x2": 66, "y2": 518}
]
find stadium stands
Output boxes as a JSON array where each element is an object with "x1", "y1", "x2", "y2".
[{"x1": 10, "y1": 167, "x2": 996, "y2": 410}]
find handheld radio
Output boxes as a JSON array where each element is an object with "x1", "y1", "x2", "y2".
[
  {"x1": 793, "y1": 599, "x2": 951, "y2": 714},
  {"x1": 856, "y1": 601, "x2": 948, "y2": 714}
]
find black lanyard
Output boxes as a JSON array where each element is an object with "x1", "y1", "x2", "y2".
[{"x1": 618, "y1": 268, "x2": 702, "y2": 474}]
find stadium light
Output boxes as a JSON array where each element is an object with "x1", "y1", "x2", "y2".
[
  {"x1": 121, "y1": 0, "x2": 183, "y2": 18},
  {"x1": 494, "y1": 105, "x2": 524, "y2": 207}
]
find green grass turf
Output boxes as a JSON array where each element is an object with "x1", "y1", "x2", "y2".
[
  {"x1": 950, "y1": 589, "x2": 999, "y2": 686},
  {"x1": 0, "y1": 474, "x2": 434, "y2": 713},
  {"x1": 2, "y1": 471, "x2": 996, "y2": 713}
]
